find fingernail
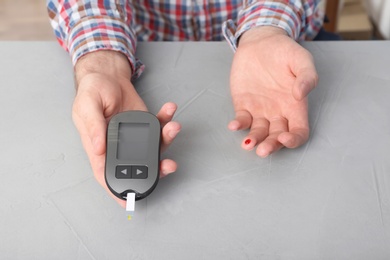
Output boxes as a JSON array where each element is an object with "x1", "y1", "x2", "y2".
[
  {"x1": 167, "y1": 109, "x2": 175, "y2": 116},
  {"x1": 228, "y1": 121, "x2": 239, "y2": 131},
  {"x1": 161, "y1": 167, "x2": 174, "y2": 176},
  {"x1": 168, "y1": 129, "x2": 180, "y2": 139},
  {"x1": 259, "y1": 151, "x2": 269, "y2": 158},
  {"x1": 257, "y1": 147, "x2": 269, "y2": 158},
  {"x1": 166, "y1": 105, "x2": 176, "y2": 116}
]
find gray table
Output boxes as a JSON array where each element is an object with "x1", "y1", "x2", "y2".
[{"x1": 1, "y1": 41, "x2": 390, "y2": 259}]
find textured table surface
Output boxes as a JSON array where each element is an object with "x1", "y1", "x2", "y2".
[{"x1": 1, "y1": 41, "x2": 390, "y2": 259}]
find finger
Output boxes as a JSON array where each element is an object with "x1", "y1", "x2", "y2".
[
  {"x1": 278, "y1": 129, "x2": 308, "y2": 148},
  {"x1": 160, "y1": 158, "x2": 178, "y2": 177},
  {"x1": 160, "y1": 121, "x2": 181, "y2": 152},
  {"x1": 72, "y1": 94, "x2": 107, "y2": 156},
  {"x1": 278, "y1": 117, "x2": 310, "y2": 148},
  {"x1": 256, "y1": 116, "x2": 288, "y2": 157},
  {"x1": 278, "y1": 103, "x2": 309, "y2": 148},
  {"x1": 156, "y1": 102, "x2": 177, "y2": 127},
  {"x1": 241, "y1": 117, "x2": 269, "y2": 150},
  {"x1": 228, "y1": 110, "x2": 252, "y2": 131}
]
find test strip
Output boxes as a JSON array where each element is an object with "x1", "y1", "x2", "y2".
[{"x1": 126, "y1": 193, "x2": 135, "y2": 212}]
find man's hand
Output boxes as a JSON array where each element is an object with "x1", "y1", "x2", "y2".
[
  {"x1": 228, "y1": 26, "x2": 318, "y2": 157},
  {"x1": 73, "y1": 51, "x2": 181, "y2": 207}
]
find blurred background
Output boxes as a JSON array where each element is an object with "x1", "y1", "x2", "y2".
[
  {"x1": 322, "y1": 0, "x2": 389, "y2": 40},
  {"x1": 0, "y1": 0, "x2": 54, "y2": 40},
  {"x1": 0, "y1": 0, "x2": 388, "y2": 41}
]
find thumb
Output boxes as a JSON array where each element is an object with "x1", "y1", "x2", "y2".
[
  {"x1": 73, "y1": 94, "x2": 107, "y2": 156},
  {"x1": 88, "y1": 116, "x2": 107, "y2": 156},
  {"x1": 292, "y1": 67, "x2": 318, "y2": 101}
]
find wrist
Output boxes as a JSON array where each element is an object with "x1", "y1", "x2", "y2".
[
  {"x1": 239, "y1": 26, "x2": 288, "y2": 46},
  {"x1": 74, "y1": 50, "x2": 132, "y2": 85}
]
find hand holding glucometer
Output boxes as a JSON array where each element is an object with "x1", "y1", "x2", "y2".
[{"x1": 105, "y1": 111, "x2": 162, "y2": 216}]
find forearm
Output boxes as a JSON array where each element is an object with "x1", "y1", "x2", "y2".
[{"x1": 47, "y1": 0, "x2": 139, "y2": 75}]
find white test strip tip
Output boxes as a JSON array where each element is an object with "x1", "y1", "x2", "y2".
[{"x1": 126, "y1": 192, "x2": 135, "y2": 212}]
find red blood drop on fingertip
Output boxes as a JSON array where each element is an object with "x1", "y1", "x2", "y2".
[{"x1": 245, "y1": 139, "x2": 251, "y2": 145}]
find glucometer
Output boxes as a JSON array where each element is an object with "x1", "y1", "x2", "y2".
[{"x1": 105, "y1": 111, "x2": 161, "y2": 213}]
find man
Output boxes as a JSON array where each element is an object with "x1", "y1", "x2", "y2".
[{"x1": 48, "y1": 0, "x2": 323, "y2": 205}]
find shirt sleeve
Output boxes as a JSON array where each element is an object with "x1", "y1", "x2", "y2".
[
  {"x1": 47, "y1": 0, "x2": 143, "y2": 79},
  {"x1": 222, "y1": 0, "x2": 324, "y2": 51}
]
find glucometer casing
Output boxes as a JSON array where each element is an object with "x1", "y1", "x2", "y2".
[{"x1": 105, "y1": 111, "x2": 161, "y2": 201}]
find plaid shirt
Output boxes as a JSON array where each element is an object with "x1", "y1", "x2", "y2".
[{"x1": 47, "y1": 0, "x2": 323, "y2": 78}]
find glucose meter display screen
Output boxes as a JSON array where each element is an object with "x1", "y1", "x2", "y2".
[{"x1": 117, "y1": 123, "x2": 149, "y2": 161}]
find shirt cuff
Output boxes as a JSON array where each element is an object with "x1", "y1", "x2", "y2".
[
  {"x1": 67, "y1": 16, "x2": 144, "y2": 80},
  {"x1": 222, "y1": 2, "x2": 323, "y2": 52},
  {"x1": 222, "y1": 20, "x2": 239, "y2": 52},
  {"x1": 236, "y1": 2, "x2": 301, "y2": 40},
  {"x1": 222, "y1": 19, "x2": 294, "y2": 52}
]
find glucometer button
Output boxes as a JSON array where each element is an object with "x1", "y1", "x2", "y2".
[
  {"x1": 131, "y1": 166, "x2": 148, "y2": 179},
  {"x1": 115, "y1": 166, "x2": 132, "y2": 179}
]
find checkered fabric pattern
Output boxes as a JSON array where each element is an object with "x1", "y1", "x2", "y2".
[{"x1": 47, "y1": 0, "x2": 323, "y2": 79}]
